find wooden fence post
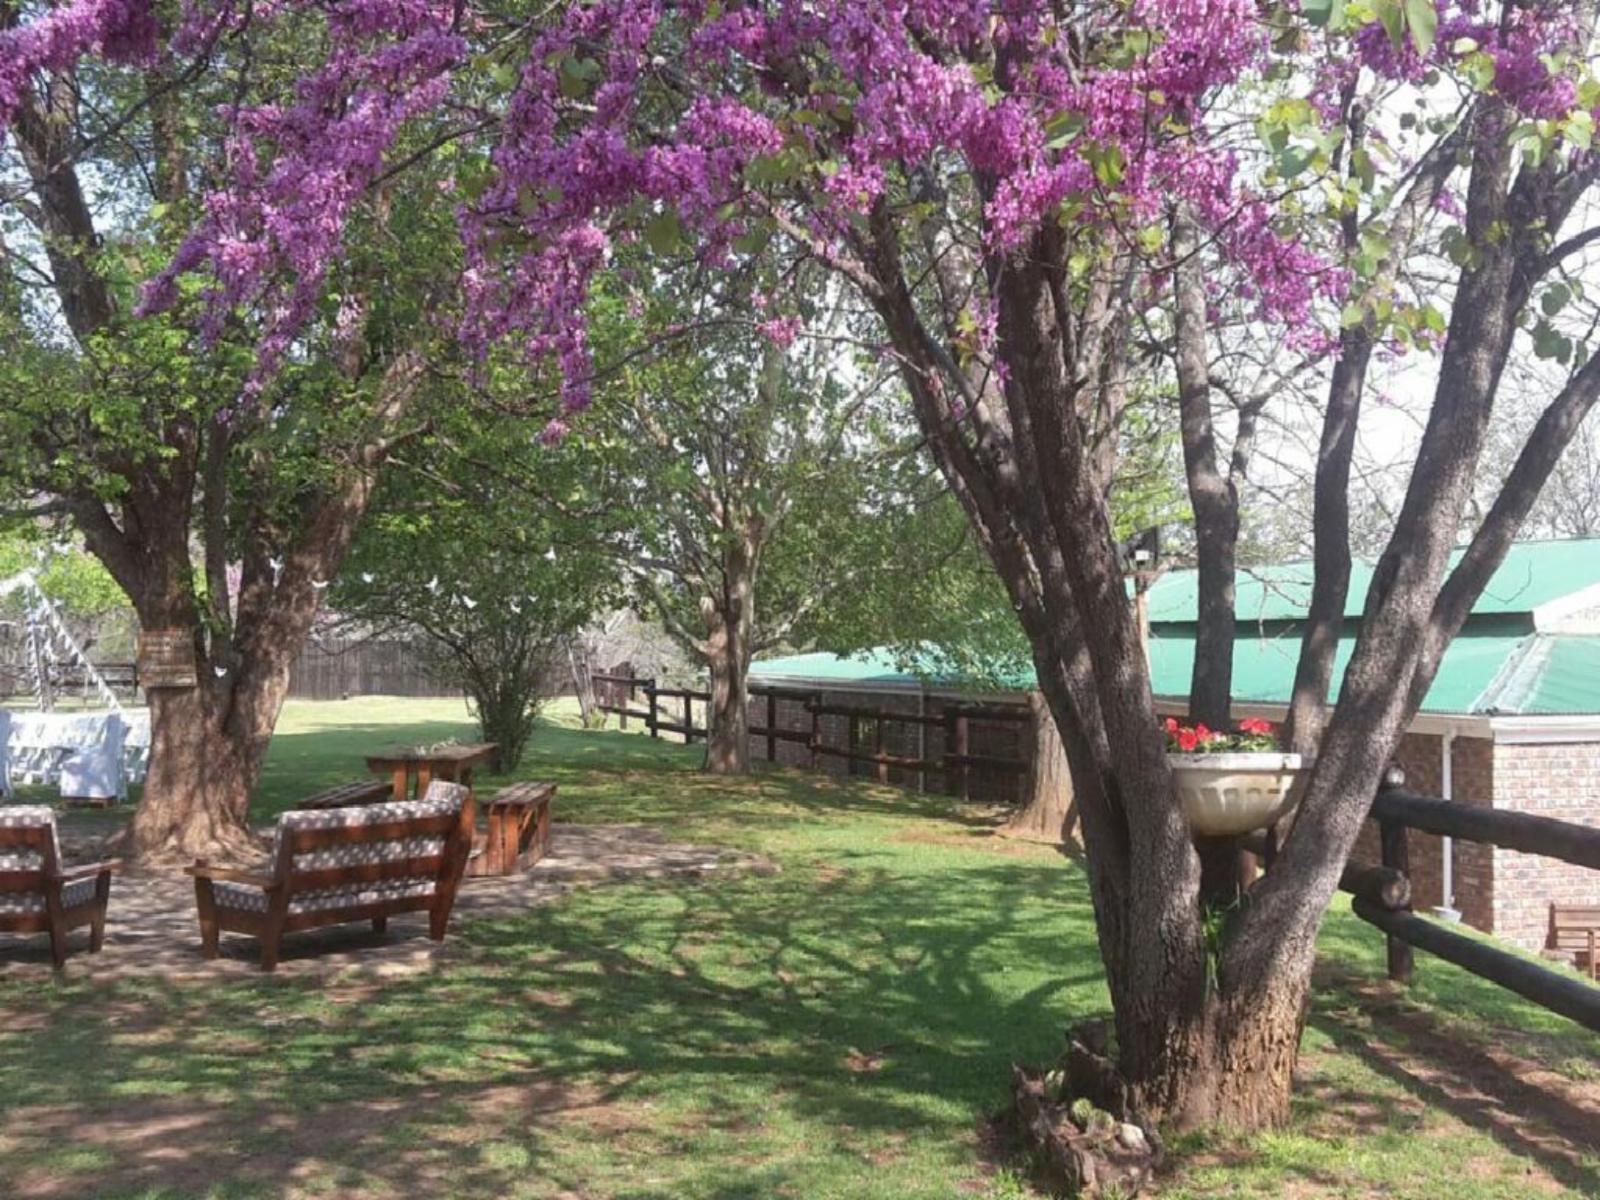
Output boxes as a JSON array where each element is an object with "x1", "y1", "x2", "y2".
[
  {"x1": 647, "y1": 683, "x2": 660, "y2": 741},
  {"x1": 942, "y1": 705, "x2": 970, "y2": 800},
  {"x1": 809, "y1": 696, "x2": 822, "y2": 770},
  {"x1": 1379, "y1": 817, "x2": 1414, "y2": 984},
  {"x1": 917, "y1": 690, "x2": 928, "y2": 794},
  {"x1": 847, "y1": 714, "x2": 859, "y2": 779},
  {"x1": 875, "y1": 716, "x2": 888, "y2": 783},
  {"x1": 766, "y1": 691, "x2": 777, "y2": 762},
  {"x1": 957, "y1": 712, "x2": 970, "y2": 800}
]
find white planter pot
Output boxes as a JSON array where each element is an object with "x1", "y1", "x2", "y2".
[{"x1": 1167, "y1": 752, "x2": 1308, "y2": 838}]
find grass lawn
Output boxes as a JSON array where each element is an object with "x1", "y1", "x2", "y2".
[{"x1": 1, "y1": 697, "x2": 1597, "y2": 1198}]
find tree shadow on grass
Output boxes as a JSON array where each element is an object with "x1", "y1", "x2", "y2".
[
  {"x1": 1309, "y1": 988, "x2": 1600, "y2": 1196},
  {"x1": 0, "y1": 853, "x2": 1105, "y2": 1199}
]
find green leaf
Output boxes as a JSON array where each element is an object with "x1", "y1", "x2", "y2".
[
  {"x1": 645, "y1": 208, "x2": 685, "y2": 255},
  {"x1": 1566, "y1": 110, "x2": 1595, "y2": 150},
  {"x1": 1044, "y1": 110, "x2": 1085, "y2": 150},
  {"x1": 1375, "y1": 0, "x2": 1405, "y2": 50},
  {"x1": 1462, "y1": 51, "x2": 1496, "y2": 91},
  {"x1": 1404, "y1": 0, "x2": 1438, "y2": 56},
  {"x1": 1088, "y1": 142, "x2": 1125, "y2": 187},
  {"x1": 1350, "y1": 147, "x2": 1376, "y2": 191},
  {"x1": 1542, "y1": 283, "x2": 1572, "y2": 317},
  {"x1": 732, "y1": 224, "x2": 772, "y2": 256},
  {"x1": 1533, "y1": 320, "x2": 1572, "y2": 363},
  {"x1": 1277, "y1": 146, "x2": 1313, "y2": 179},
  {"x1": 559, "y1": 56, "x2": 600, "y2": 99},
  {"x1": 1299, "y1": 0, "x2": 1337, "y2": 28}
]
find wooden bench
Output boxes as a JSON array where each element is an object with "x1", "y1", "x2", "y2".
[
  {"x1": 294, "y1": 779, "x2": 395, "y2": 811},
  {"x1": 0, "y1": 806, "x2": 119, "y2": 967},
  {"x1": 468, "y1": 781, "x2": 555, "y2": 877},
  {"x1": 186, "y1": 781, "x2": 474, "y2": 971},
  {"x1": 1548, "y1": 904, "x2": 1600, "y2": 980}
]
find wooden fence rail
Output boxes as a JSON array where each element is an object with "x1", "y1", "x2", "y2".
[
  {"x1": 1324, "y1": 779, "x2": 1600, "y2": 1034},
  {"x1": 593, "y1": 671, "x2": 1031, "y2": 798}
]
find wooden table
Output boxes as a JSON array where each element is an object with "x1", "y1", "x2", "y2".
[
  {"x1": 294, "y1": 779, "x2": 394, "y2": 811},
  {"x1": 364, "y1": 743, "x2": 498, "y2": 805}
]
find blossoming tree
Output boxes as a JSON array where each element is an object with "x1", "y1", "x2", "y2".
[
  {"x1": 11, "y1": 0, "x2": 1600, "y2": 1131},
  {"x1": 0, "y1": 2, "x2": 462, "y2": 859}
]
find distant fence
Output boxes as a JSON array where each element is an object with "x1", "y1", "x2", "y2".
[
  {"x1": 289, "y1": 636, "x2": 457, "y2": 700},
  {"x1": 592, "y1": 671, "x2": 1033, "y2": 803},
  {"x1": 1, "y1": 628, "x2": 456, "y2": 704}
]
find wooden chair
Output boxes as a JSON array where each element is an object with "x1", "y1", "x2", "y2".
[
  {"x1": 468, "y1": 781, "x2": 556, "y2": 877},
  {"x1": 0, "y1": 805, "x2": 118, "y2": 967},
  {"x1": 1548, "y1": 903, "x2": 1600, "y2": 980},
  {"x1": 186, "y1": 781, "x2": 474, "y2": 971}
]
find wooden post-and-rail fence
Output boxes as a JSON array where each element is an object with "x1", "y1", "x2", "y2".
[
  {"x1": 1248, "y1": 772, "x2": 1600, "y2": 1035},
  {"x1": 590, "y1": 674, "x2": 704, "y2": 743},
  {"x1": 590, "y1": 672, "x2": 1030, "y2": 796}
]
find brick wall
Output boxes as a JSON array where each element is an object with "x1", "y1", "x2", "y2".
[
  {"x1": 1350, "y1": 733, "x2": 1495, "y2": 933},
  {"x1": 1489, "y1": 741, "x2": 1600, "y2": 952}
]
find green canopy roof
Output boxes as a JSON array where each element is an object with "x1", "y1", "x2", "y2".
[
  {"x1": 1143, "y1": 537, "x2": 1600, "y2": 624},
  {"x1": 751, "y1": 631, "x2": 1600, "y2": 717},
  {"x1": 753, "y1": 539, "x2": 1600, "y2": 718}
]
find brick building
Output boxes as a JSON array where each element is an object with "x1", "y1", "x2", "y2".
[{"x1": 752, "y1": 537, "x2": 1600, "y2": 956}]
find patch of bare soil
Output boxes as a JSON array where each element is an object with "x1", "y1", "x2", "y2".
[
  {"x1": 1312, "y1": 970, "x2": 1600, "y2": 1195},
  {"x1": 0, "y1": 1072, "x2": 644, "y2": 1200}
]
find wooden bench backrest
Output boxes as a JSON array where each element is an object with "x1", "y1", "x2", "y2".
[
  {"x1": 0, "y1": 810, "x2": 60, "y2": 901},
  {"x1": 1549, "y1": 905, "x2": 1600, "y2": 942},
  {"x1": 269, "y1": 785, "x2": 471, "y2": 903},
  {"x1": 275, "y1": 812, "x2": 463, "y2": 893}
]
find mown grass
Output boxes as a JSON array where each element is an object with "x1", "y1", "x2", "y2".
[{"x1": 1, "y1": 697, "x2": 1596, "y2": 1199}]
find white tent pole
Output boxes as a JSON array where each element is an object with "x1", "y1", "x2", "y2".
[{"x1": 4, "y1": 570, "x2": 122, "y2": 713}]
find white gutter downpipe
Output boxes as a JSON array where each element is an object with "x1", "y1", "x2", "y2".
[{"x1": 1435, "y1": 731, "x2": 1462, "y2": 922}]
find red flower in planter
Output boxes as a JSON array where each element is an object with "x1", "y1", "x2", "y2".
[{"x1": 1160, "y1": 715, "x2": 1281, "y2": 754}]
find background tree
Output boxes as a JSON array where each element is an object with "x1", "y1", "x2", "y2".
[
  {"x1": 0, "y1": 4, "x2": 465, "y2": 859},
  {"x1": 332, "y1": 426, "x2": 617, "y2": 772},
  {"x1": 535, "y1": 275, "x2": 919, "y2": 774}
]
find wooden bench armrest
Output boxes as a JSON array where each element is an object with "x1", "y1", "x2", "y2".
[
  {"x1": 51, "y1": 859, "x2": 121, "y2": 882},
  {"x1": 185, "y1": 863, "x2": 281, "y2": 889}
]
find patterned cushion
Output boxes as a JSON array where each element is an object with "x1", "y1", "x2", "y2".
[
  {"x1": 290, "y1": 835, "x2": 447, "y2": 872},
  {"x1": 289, "y1": 877, "x2": 435, "y2": 914},
  {"x1": 211, "y1": 882, "x2": 271, "y2": 914},
  {"x1": 211, "y1": 876, "x2": 436, "y2": 915},
  {"x1": 0, "y1": 876, "x2": 97, "y2": 914},
  {"x1": 271, "y1": 784, "x2": 465, "y2": 873},
  {"x1": 0, "y1": 806, "x2": 60, "y2": 875}
]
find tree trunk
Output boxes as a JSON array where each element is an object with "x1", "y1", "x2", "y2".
[
  {"x1": 1118, "y1": 977, "x2": 1308, "y2": 1130},
  {"x1": 127, "y1": 682, "x2": 266, "y2": 863},
  {"x1": 567, "y1": 640, "x2": 598, "y2": 727},
  {"x1": 999, "y1": 691, "x2": 1078, "y2": 845},
  {"x1": 703, "y1": 606, "x2": 750, "y2": 774},
  {"x1": 702, "y1": 533, "x2": 757, "y2": 775}
]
